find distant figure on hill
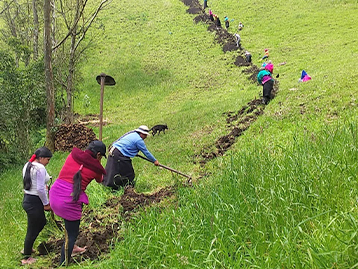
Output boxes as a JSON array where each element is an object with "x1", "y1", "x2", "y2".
[
  {"x1": 203, "y1": 0, "x2": 208, "y2": 9},
  {"x1": 257, "y1": 63, "x2": 274, "y2": 105},
  {"x1": 234, "y1": 33, "x2": 241, "y2": 49},
  {"x1": 224, "y1": 16, "x2": 229, "y2": 30},
  {"x1": 262, "y1": 48, "x2": 269, "y2": 60},
  {"x1": 215, "y1": 15, "x2": 222, "y2": 28},
  {"x1": 245, "y1": 51, "x2": 252, "y2": 63},
  {"x1": 238, "y1": 22, "x2": 244, "y2": 31},
  {"x1": 209, "y1": 9, "x2": 214, "y2": 21},
  {"x1": 298, "y1": 70, "x2": 311, "y2": 82}
]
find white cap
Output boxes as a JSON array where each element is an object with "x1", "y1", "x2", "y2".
[{"x1": 135, "y1": 125, "x2": 150, "y2": 135}]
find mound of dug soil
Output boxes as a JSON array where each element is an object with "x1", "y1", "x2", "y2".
[
  {"x1": 242, "y1": 65, "x2": 260, "y2": 83},
  {"x1": 38, "y1": 186, "x2": 176, "y2": 265},
  {"x1": 112, "y1": 186, "x2": 175, "y2": 216},
  {"x1": 234, "y1": 54, "x2": 251, "y2": 67},
  {"x1": 195, "y1": 98, "x2": 266, "y2": 165},
  {"x1": 182, "y1": 0, "x2": 201, "y2": 10},
  {"x1": 196, "y1": 79, "x2": 279, "y2": 165},
  {"x1": 55, "y1": 124, "x2": 97, "y2": 152}
]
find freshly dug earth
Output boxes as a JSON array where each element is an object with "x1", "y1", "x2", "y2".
[
  {"x1": 181, "y1": 0, "x2": 280, "y2": 165},
  {"x1": 195, "y1": 81, "x2": 279, "y2": 165},
  {"x1": 54, "y1": 124, "x2": 97, "y2": 152},
  {"x1": 39, "y1": 186, "x2": 176, "y2": 265},
  {"x1": 182, "y1": 0, "x2": 240, "y2": 53}
]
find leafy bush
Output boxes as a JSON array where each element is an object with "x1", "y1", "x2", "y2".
[{"x1": 0, "y1": 50, "x2": 46, "y2": 171}]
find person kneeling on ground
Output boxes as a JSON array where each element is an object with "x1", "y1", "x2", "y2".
[
  {"x1": 209, "y1": 9, "x2": 214, "y2": 21},
  {"x1": 245, "y1": 51, "x2": 252, "y2": 63},
  {"x1": 103, "y1": 125, "x2": 160, "y2": 190},
  {"x1": 50, "y1": 140, "x2": 107, "y2": 266},
  {"x1": 257, "y1": 62, "x2": 274, "y2": 105}
]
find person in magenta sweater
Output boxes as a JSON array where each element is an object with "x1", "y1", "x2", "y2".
[
  {"x1": 209, "y1": 9, "x2": 214, "y2": 21},
  {"x1": 21, "y1": 147, "x2": 52, "y2": 266},
  {"x1": 50, "y1": 140, "x2": 106, "y2": 266},
  {"x1": 257, "y1": 62, "x2": 274, "y2": 104}
]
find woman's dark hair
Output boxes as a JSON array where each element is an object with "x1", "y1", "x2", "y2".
[
  {"x1": 72, "y1": 141, "x2": 106, "y2": 201},
  {"x1": 86, "y1": 140, "x2": 106, "y2": 158},
  {"x1": 72, "y1": 168, "x2": 82, "y2": 202},
  {"x1": 23, "y1": 147, "x2": 52, "y2": 190}
]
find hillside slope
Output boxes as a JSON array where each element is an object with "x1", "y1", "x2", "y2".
[{"x1": 0, "y1": 0, "x2": 357, "y2": 267}]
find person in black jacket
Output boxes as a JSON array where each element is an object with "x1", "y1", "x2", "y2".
[{"x1": 215, "y1": 15, "x2": 221, "y2": 28}]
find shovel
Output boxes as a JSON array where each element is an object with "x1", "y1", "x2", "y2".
[{"x1": 136, "y1": 155, "x2": 192, "y2": 182}]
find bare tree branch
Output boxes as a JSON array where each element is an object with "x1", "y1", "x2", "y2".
[
  {"x1": 51, "y1": 0, "x2": 88, "y2": 51},
  {"x1": 0, "y1": 0, "x2": 16, "y2": 15},
  {"x1": 74, "y1": 0, "x2": 110, "y2": 51}
]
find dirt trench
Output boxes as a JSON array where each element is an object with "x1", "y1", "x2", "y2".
[
  {"x1": 181, "y1": 0, "x2": 279, "y2": 165},
  {"x1": 38, "y1": 186, "x2": 176, "y2": 265}
]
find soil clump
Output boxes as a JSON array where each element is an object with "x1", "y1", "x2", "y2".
[{"x1": 54, "y1": 123, "x2": 97, "y2": 152}]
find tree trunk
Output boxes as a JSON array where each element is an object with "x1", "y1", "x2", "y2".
[
  {"x1": 32, "y1": 0, "x2": 39, "y2": 60},
  {"x1": 64, "y1": 0, "x2": 80, "y2": 124},
  {"x1": 64, "y1": 29, "x2": 76, "y2": 124},
  {"x1": 44, "y1": 0, "x2": 55, "y2": 151}
]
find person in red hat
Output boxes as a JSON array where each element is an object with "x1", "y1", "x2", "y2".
[{"x1": 262, "y1": 48, "x2": 269, "y2": 60}]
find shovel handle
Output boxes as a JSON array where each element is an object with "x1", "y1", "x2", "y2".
[{"x1": 136, "y1": 155, "x2": 191, "y2": 179}]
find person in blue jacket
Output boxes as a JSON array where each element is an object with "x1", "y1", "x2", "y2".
[
  {"x1": 257, "y1": 63, "x2": 274, "y2": 105},
  {"x1": 103, "y1": 125, "x2": 160, "y2": 189}
]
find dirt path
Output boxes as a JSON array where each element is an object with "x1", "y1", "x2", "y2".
[
  {"x1": 38, "y1": 186, "x2": 176, "y2": 265},
  {"x1": 180, "y1": 0, "x2": 279, "y2": 165}
]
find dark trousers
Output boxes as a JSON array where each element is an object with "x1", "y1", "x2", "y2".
[
  {"x1": 263, "y1": 79, "x2": 274, "y2": 102},
  {"x1": 103, "y1": 148, "x2": 135, "y2": 190},
  {"x1": 60, "y1": 219, "x2": 80, "y2": 266},
  {"x1": 22, "y1": 194, "x2": 47, "y2": 257},
  {"x1": 246, "y1": 54, "x2": 252, "y2": 63}
]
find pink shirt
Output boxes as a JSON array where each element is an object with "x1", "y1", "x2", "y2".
[
  {"x1": 58, "y1": 153, "x2": 103, "y2": 190},
  {"x1": 262, "y1": 75, "x2": 272, "y2": 84}
]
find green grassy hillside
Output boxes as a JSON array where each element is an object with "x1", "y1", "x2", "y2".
[{"x1": 0, "y1": 0, "x2": 357, "y2": 268}]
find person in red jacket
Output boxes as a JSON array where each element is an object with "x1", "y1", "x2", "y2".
[{"x1": 50, "y1": 140, "x2": 106, "y2": 266}]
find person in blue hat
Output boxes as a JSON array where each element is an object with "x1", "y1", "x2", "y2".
[{"x1": 224, "y1": 16, "x2": 229, "y2": 30}]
